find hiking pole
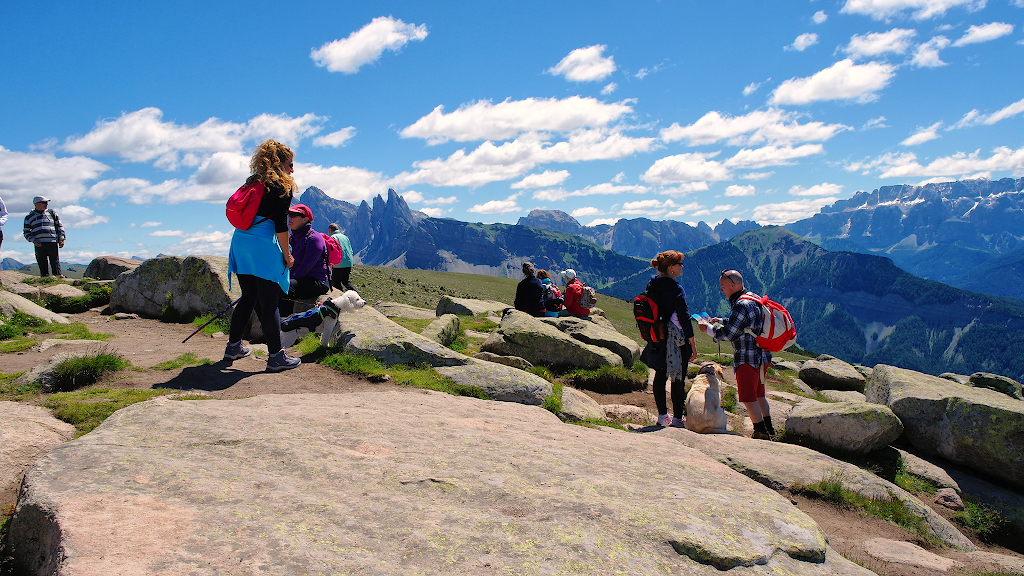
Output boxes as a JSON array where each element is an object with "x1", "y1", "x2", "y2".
[{"x1": 182, "y1": 298, "x2": 241, "y2": 343}]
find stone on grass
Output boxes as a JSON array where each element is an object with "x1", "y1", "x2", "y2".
[
  {"x1": 939, "y1": 372, "x2": 970, "y2": 385},
  {"x1": 820, "y1": 390, "x2": 867, "y2": 403},
  {"x1": 772, "y1": 360, "x2": 802, "y2": 372},
  {"x1": 84, "y1": 256, "x2": 142, "y2": 280},
  {"x1": 935, "y1": 488, "x2": 965, "y2": 511},
  {"x1": 559, "y1": 387, "x2": 605, "y2": 422},
  {"x1": 435, "y1": 361, "x2": 552, "y2": 405},
  {"x1": 867, "y1": 364, "x2": 1024, "y2": 492},
  {"x1": 331, "y1": 306, "x2": 467, "y2": 367},
  {"x1": 969, "y1": 372, "x2": 1023, "y2": 400},
  {"x1": 482, "y1": 310, "x2": 622, "y2": 370},
  {"x1": 785, "y1": 401, "x2": 903, "y2": 454},
  {"x1": 7, "y1": 391, "x2": 873, "y2": 576},
  {"x1": 854, "y1": 365, "x2": 873, "y2": 379},
  {"x1": 472, "y1": 351, "x2": 533, "y2": 371},
  {"x1": 603, "y1": 404, "x2": 656, "y2": 426},
  {"x1": 861, "y1": 539, "x2": 963, "y2": 572},
  {"x1": 420, "y1": 314, "x2": 460, "y2": 347},
  {"x1": 110, "y1": 255, "x2": 238, "y2": 320},
  {"x1": 896, "y1": 449, "x2": 960, "y2": 492},
  {"x1": 39, "y1": 284, "x2": 86, "y2": 299},
  {"x1": 798, "y1": 355, "x2": 867, "y2": 391},
  {"x1": 540, "y1": 316, "x2": 640, "y2": 365},
  {"x1": 0, "y1": 402, "x2": 75, "y2": 512},
  {"x1": 0, "y1": 290, "x2": 70, "y2": 324},
  {"x1": 372, "y1": 301, "x2": 437, "y2": 320},
  {"x1": 435, "y1": 295, "x2": 508, "y2": 316},
  {"x1": 790, "y1": 379, "x2": 817, "y2": 397},
  {"x1": 5, "y1": 282, "x2": 40, "y2": 300}
]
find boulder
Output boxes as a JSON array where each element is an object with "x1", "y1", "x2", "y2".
[
  {"x1": 785, "y1": 401, "x2": 904, "y2": 454},
  {"x1": 854, "y1": 365, "x2": 873, "y2": 379},
  {"x1": 665, "y1": 428, "x2": 975, "y2": 550},
  {"x1": 472, "y1": 351, "x2": 533, "y2": 371},
  {"x1": 798, "y1": 355, "x2": 867, "y2": 391},
  {"x1": 372, "y1": 301, "x2": 438, "y2": 320},
  {"x1": 109, "y1": 255, "x2": 183, "y2": 318},
  {"x1": 6, "y1": 282, "x2": 40, "y2": 300},
  {"x1": 789, "y1": 379, "x2": 817, "y2": 397},
  {"x1": 84, "y1": 256, "x2": 142, "y2": 280},
  {"x1": 7, "y1": 391, "x2": 873, "y2": 576},
  {"x1": 860, "y1": 539, "x2": 963, "y2": 572},
  {"x1": 935, "y1": 488, "x2": 965, "y2": 511},
  {"x1": 867, "y1": 364, "x2": 1024, "y2": 491},
  {"x1": 110, "y1": 255, "x2": 238, "y2": 319},
  {"x1": 603, "y1": 404, "x2": 656, "y2": 425},
  {"x1": 0, "y1": 402, "x2": 75, "y2": 511},
  {"x1": 39, "y1": 283, "x2": 87, "y2": 299},
  {"x1": 421, "y1": 314, "x2": 460, "y2": 347},
  {"x1": 939, "y1": 372, "x2": 970, "y2": 385},
  {"x1": 540, "y1": 316, "x2": 641, "y2": 365},
  {"x1": 0, "y1": 290, "x2": 70, "y2": 324},
  {"x1": 435, "y1": 361, "x2": 551, "y2": 405},
  {"x1": 772, "y1": 360, "x2": 802, "y2": 372},
  {"x1": 969, "y1": 372, "x2": 1023, "y2": 400},
  {"x1": 435, "y1": 295, "x2": 508, "y2": 316},
  {"x1": 895, "y1": 449, "x2": 960, "y2": 492},
  {"x1": 331, "y1": 306, "x2": 467, "y2": 367},
  {"x1": 481, "y1": 310, "x2": 622, "y2": 370},
  {"x1": 559, "y1": 387, "x2": 605, "y2": 421},
  {"x1": 819, "y1": 390, "x2": 867, "y2": 403}
]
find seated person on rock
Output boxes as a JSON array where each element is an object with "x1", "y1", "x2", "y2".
[
  {"x1": 513, "y1": 262, "x2": 545, "y2": 317},
  {"x1": 559, "y1": 269, "x2": 590, "y2": 318},
  {"x1": 536, "y1": 269, "x2": 563, "y2": 317},
  {"x1": 280, "y1": 203, "x2": 330, "y2": 316}
]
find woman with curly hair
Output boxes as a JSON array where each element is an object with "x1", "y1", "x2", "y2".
[{"x1": 225, "y1": 140, "x2": 301, "y2": 372}]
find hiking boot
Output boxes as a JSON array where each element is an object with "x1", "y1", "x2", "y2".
[
  {"x1": 266, "y1": 350, "x2": 300, "y2": 372},
  {"x1": 670, "y1": 416, "x2": 686, "y2": 428},
  {"x1": 656, "y1": 414, "x2": 671, "y2": 427},
  {"x1": 751, "y1": 430, "x2": 773, "y2": 441},
  {"x1": 224, "y1": 341, "x2": 251, "y2": 360}
]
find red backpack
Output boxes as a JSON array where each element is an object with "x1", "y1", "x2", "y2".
[
  {"x1": 225, "y1": 181, "x2": 267, "y2": 230},
  {"x1": 633, "y1": 291, "x2": 666, "y2": 343},
  {"x1": 738, "y1": 293, "x2": 797, "y2": 352},
  {"x1": 322, "y1": 233, "x2": 344, "y2": 266}
]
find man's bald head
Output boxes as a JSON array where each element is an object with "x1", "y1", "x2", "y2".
[{"x1": 719, "y1": 269, "x2": 745, "y2": 298}]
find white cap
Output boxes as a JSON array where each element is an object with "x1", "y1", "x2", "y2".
[{"x1": 563, "y1": 269, "x2": 576, "y2": 281}]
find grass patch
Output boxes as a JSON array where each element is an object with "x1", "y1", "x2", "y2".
[
  {"x1": 150, "y1": 353, "x2": 213, "y2": 371},
  {"x1": 171, "y1": 393, "x2": 217, "y2": 401},
  {"x1": 448, "y1": 331, "x2": 469, "y2": 353},
  {"x1": 47, "y1": 349, "x2": 131, "y2": 392},
  {"x1": 19, "y1": 275, "x2": 65, "y2": 287},
  {"x1": 191, "y1": 312, "x2": 232, "y2": 336},
  {"x1": 0, "y1": 323, "x2": 23, "y2": 340},
  {"x1": 573, "y1": 417, "x2": 629, "y2": 431},
  {"x1": 319, "y1": 351, "x2": 488, "y2": 399},
  {"x1": 952, "y1": 499, "x2": 1010, "y2": 542},
  {"x1": 392, "y1": 317, "x2": 434, "y2": 333},
  {"x1": 792, "y1": 471, "x2": 940, "y2": 547},
  {"x1": 0, "y1": 372, "x2": 40, "y2": 402},
  {"x1": 41, "y1": 283, "x2": 112, "y2": 313},
  {"x1": 0, "y1": 311, "x2": 113, "y2": 352},
  {"x1": 528, "y1": 366, "x2": 554, "y2": 382},
  {"x1": 562, "y1": 365, "x2": 646, "y2": 394},
  {"x1": 294, "y1": 332, "x2": 323, "y2": 355},
  {"x1": 542, "y1": 381, "x2": 563, "y2": 414},
  {"x1": 721, "y1": 386, "x2": 738, "y2": 413},
  {"x1": 42, "y1": 387, "x2": 178, "y2": 435},
  {"x1": 461, "y1": 314, "x2": 498, "y2": 333}
]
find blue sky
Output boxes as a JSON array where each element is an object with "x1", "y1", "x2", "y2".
[{"x1": 2, "y1": 0, "x2": 1023, "y2": 265}]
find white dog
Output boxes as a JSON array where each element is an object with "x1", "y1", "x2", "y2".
[
  {"x1": 685, "y1": 362, "x2": 729, "y2": 434},
  {"x1": 280, "y1": 290, "x2": 365, "y2": 349}
]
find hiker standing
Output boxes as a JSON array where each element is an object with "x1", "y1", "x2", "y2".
[
  {"x1": 327, "y1": 222, "x2": 357, "y2": 292},
  {"x1": 23, "y1": 196, "x2": 65, "y2": 277},
  {"x1": 699, "y1": 269, "x2": 775, "y2": 439},
  {"x1": 639, "y1": 250, "x2": 698, "y2": 428},
  {"x1": 513, "y1": 262, "x2": 545, "y2": 316},
  {"x1": 225, "y1": 139, "x2": 300, "y2": 372},
  {"x1": 280, "y1": 203, "x2": 330, "y2": 316},
  {"x1": 559, "y1": 269, "x2": 590, "y2": 318},
  {"x1": 0, "y1": 194, "x2": 7, "y2": 285}
]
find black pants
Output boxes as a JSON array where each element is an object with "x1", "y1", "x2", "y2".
[
  {"x1": 229, "y1": 274, "x2": 284, "y2": 354},
  {"x1": 652, "y1": 342, "x2": 693, "y2": 418},
  {"x1": 279, "y1": 277, "x2": 330, "y2": 316},
  {"x1": 330, "y1": 266, "x2": 357, "y2": 292},
  {"x1": 34, "y1": 242, "x2": 61, "y2": 277}
]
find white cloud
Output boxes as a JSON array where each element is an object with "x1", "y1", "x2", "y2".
[
  {"x1": 657, "y1": 182, "x2": 711, "y2": 195},
  {"x1": 754, "y1": 197, "x2": 841, "y2": 225},
  {"x1": 400, "y1": 190, "x2": 424, "y2": 203},
  {"x1": 743, "y1": 82, "x2": 761, "y2": 96},
  {"x1": 911, "y1": 36, "x2": 951, "y2": 67},
  {"x1": 952, "y1": 22, "x2": 1014, "y2": 46},
  {"x1": 840, "y1": 0, "x2": 986, "y2": 21},
  {"x1": 712, "y1": 204, "x2": 738, "y2": 212},
  {"x1": 611, "y1": 172, "x2": 626, "y2": 183},
  {"x1": 150, "y1": 230, "x2": 186, "y2": 237},
  {"x1": 789, "y1": 182, "x2": 845, "y2": 196},
  {"x1": 0, "y1": 146, "x2": 109, "y2": 210},
  {"x1": 952, "y1": 98, "x2": 1024, "y2": 128},
  {"x1": 301, "y1": 163, "x2": 392, "y2": 204},
  {"x1": 419, "y1": 207, "x2": 448, "y2": 217},
  {"x1": 660, "y1": 108, "x2": 849, "y2": 147},
  {"x1": 140, "y1": 221, "x2": 161, "y2": 228},
  {"x1": 786, "y1": 33, "x2": 820, "y2": 51},
  {"x1": 587, "y1": 218, "x2": 620, "y2": 227},
  {"x1": 620, "y1": 198, "x2": 688, "y2": 216},
  {"x1": 313, "y1": 127, "x2": 357, "y2": 147},
  {"x1": 901, "y1": 122, "x2": 943, "y2": 145},
  {"x1": 511, "y1": 170, "x2": 571, "y2": 189},
  {"x1": 467, "y1": 193, "x2": 521, "y2": 214},
  {"x1": 725, "y1": 184, "x2": 757, "y2": 197},
  {"x1": 845, "y1": 29, "x2": 917, "y2": 59},
  {"x1": 867, "y1": 146, "x2": 1024, "y2": 178},
  {"x1": 547, "y1": 45, "x2": 616, "y2": 82},
  {"x1": 741, "y1": 171, "x2": 775, "y2": 180},
  {"x1": 59, "y1": 205, "x2": 109, "y2": 229},
  {"x1": 532, "y1": 182, "x2": 648, "y2": 202},
  {"x1": 310, "y1": 16, "x2": 428, "y2": 74},
  {"x1": 863, "y1": 116, "x2": 889, "y2": 129},
  {"x1": 813, "y1": 10, "x2": 828, "y2": 23},
  {"x1": 400, "y1": 96, "x2": 633, "y2": 144},
  {"x1": 422, "y1": 195, "x2": 458, "y2": 205},
  {"x1": 724, "y1": 144, "x2": 824, "y2": 169},
  {"x1": 601, "y1": 82, "x2": 618, "y2": 95},
  {"x1": 162, "y1": 231, "x2": 234, "y2": 257},
  {"x1": 641, "y1": 152, "x2": 731, "y2": 185},
  {"x1": 770, "y1": 59, "x2": 896, "y2": 105},
  {"x1": 570, "y1": 206, "x2": 604, "y2": 217},
  {"x1": 62, "y1": 108, "x2": 324, "y2": 169}
]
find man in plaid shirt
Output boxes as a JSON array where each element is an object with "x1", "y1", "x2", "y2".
[{"x1": 698, "y1": 270, "x2": 775, "y2": 439}]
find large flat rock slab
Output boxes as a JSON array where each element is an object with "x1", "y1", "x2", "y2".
[
  {"x1": 0, "y1": 402, "x2": 75, "y2": 512},
  {"x1": 0, "y1": 290, "x2": 71, "y2": 324},
  {"x1": 9, "y1": 391, "x2": 872, "y2": 576}
]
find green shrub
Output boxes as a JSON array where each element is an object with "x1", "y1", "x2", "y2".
[
  {"x1": 47, "y1": 350, "x2": 130, "y2": 392},
  {"x1": 42, "y1": 388, "x2": 177, "y2": 435},
  {"x1": 41, "y1": 284, "x2": 113, "y2": 313},
  {"x1": 0, "y1": 323, "x2": 23, "y2": 340},
  {"x1": 191, "y1": 313, "x2": 232, "y2": 336},
  {"x1": 952, "y1": 499, "x2": 1009, "y2": 541},
  {"x1": 563, "y1": 365, "x2": 646, "y2": 394},
  {"x1": 528, "y1": 366, "x2": 554, "y2": 382},
  {"x1": 721, "y1": 386, "x2": 738, "y2": 413},
  {"x1": 543, "y1": 381, "x2": 563, "y2": 414},
  {"x1": 0, "y1": 372, "x2": 40, "y2": 402}
]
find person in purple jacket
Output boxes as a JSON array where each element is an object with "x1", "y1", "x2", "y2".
[{"x1": 280, "y1": 203, "x2": 330, "y2": 316}]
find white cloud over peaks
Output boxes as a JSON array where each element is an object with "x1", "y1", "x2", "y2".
[
  {"x1": 754, "y1": 197, "x2": 840, "y2": 225},
  {"x1": 62, "y1": 108, "x2": 323, "y2": 170},
  {"x1": 723, "y1": 144, "x2": 824, "y2": 169},
  {"x1": 770, "y1": 59, "x2": 896, "y2": 105},
  {"x1": 845, "y1": 29, "x2": 917, "y2": 59},
  {"x1": 313, "y1": 127, "x2": 357, "y2": 147},
  {"x1": 953, "y1": 98, "x2": 1024, "y2": 128},
  {"x1": 953, "y1": 22, "x2": 1014, "y2": 46},
  {"x1": 901, "y1": 122, "x2": 942, "y2": 145},
  {"x1": 786, "y1": 33, "x2": 820, "y2": 51},
  {"x1": 310, "y1": 16, "x2": 428, "y2": 74},
  {"x1": 813, "y1": 11, "x2": 828, "y2": 24},
  {"x1": 419, "y1": 207, "x2": 449, "y2": 217},
  {"x1": 712, "y1": 204, "x2": 738, "y2": 212},
  {"x1": 840, "y1": 0, "x2": 986, "y2": 21},
  {"x1": 658, "y1": 182, "x2": 711, "y2": 196},
  {"x1": 0, "y1": 147, "x2": 110, "y2": 210},
  {"x1": 531, "y1": 182, "x2": 648, "y2": 202},
  {"x1": 511, "y1": 170, "x2": 571, "y2": 189},
  {"x1": 641, "y1": 153, "x2": 730, "y2": 185},
  {"x1": 858, "y1": 145, "x2": 1024, "y2": 178},
  {"x1": 400, "y1": 97, "x2": 633, "y2": 144},
  {"x1": 660, "y1": 108, "x2": 849, "y2": 147},
  {"x1": 467, "y1": 193, "x2": 521, "y2": 214},
  {"x1": 570, "y1": 206, "x2": 604, "y2": 217},
  {"x1": 421, "y1": 196, "x2": 458, "y2": 205},
  {"x1": 300, "y1": 164, "x2": 392, "y2": 204},
  {"x1": 59, "y1": 205, "x2": 109, "y2": 229},
  {"x1": 789, "y1": 182, "x2": 845, "y2": 196},
  {"x1": 587, "y1": 217, "x2": 620, "y2": 227},
  {"x1": 548, "y1": 45, "x2": 616, "y2": 82},
  {"x1": 725, "y1": 184, "x2": 757, "y2": 197},
  {"x1": 912, "y1": 36, "x2": 951, "y2": 67}
]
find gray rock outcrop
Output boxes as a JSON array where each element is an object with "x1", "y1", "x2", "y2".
[
  {"x1": 940, "y1": 372, "x2": 970, "y2": 385},
  {"x1": 969, "y1": 372, "x2": 1023, "y2": 399},
  {"x1": 481, "y1": 310, "x2": 622, "y2": 369},
  {"x1": 472, "y1": 351, "x2": 533, "y2": 371},
  {"x1": 109, "y1": 255, "x2": 238, "y2": 319},
  {"x1": 867, "y1": 364, "x2": 1024, "y2": 491},
  {"x1": 39, "y1": 284, "x2": 86, "y2": 299},
  {"x1": 0, "y1": 402, "x2": 75, "y2": 512},
  {"x1": 7, "y1": 391, "x2": 873, "y2": 575},
  {"x1": 799, "y1": 355, "x2": 867, "y2": 391},
  {"x1": 785, "y1": 401, "x2": 904, "y2": 454},
  {"x1": 435, "y1": 361, "x2": 552, "y2": 405},
  {"x1": 84, "y1": 256, "x2": 142, "y2": 280},
  {"x1": 372, "y1": 301, "x2": 438, "y2": 320},
  {"x1": 0, "y1": 291, "x2": 70, "y2": 324},
  {"x1": 435, "y1": 295, "x2": 508, "y2": 316},
  {"x1": 540, "y1": 316, "x2": 641, "y2": 365},
  {"x1": 5, "y1": 282, "x2": 40, "y2": 300},
  {"x1": 603, "y1": 404, "x2": 656, "y2": 425},
  {"x1": 421, "y1": 314, "x2": 460, "y2": 347},
  {"x1": 819, "y1": 390, "x2": 867, "y2": 403},
  {"x1": 331, "y1": 307, "x2": 466, "y2": 367}
]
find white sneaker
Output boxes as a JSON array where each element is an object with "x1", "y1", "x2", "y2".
[
  {"x1": 671, "y1": 416, "x2": 686, "y2": 428},
  {"x1": 657, "y1": 414, "x2": 671, "y2": 427}
]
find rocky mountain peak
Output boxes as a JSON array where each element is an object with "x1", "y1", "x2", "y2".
[{"x1": 516, "y1": 210, "x2": 584, "y2": 235}]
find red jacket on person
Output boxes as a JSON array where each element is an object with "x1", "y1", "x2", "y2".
[{"x1": 562, "y1": 278, "x2": 590, "y2": 316}]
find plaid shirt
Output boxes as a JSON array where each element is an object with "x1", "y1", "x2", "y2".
[{"x1": 712, "y1": 290, "x2": 771, "y2": 368}]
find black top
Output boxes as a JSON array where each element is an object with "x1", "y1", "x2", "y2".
[
  {"x1": 255, "y1": 182, "x2": 293, "y2": 233},
  {"x1": 514, "y1": 275, "x2": 545, "y2": 316},
  {"x1": 646, "y1": 275, "x2": 695, "y2": 339}
]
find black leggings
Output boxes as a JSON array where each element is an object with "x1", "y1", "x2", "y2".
[
  {"x1": 229, "y1": 274, "x2": 283, "y2": 354},
  {"x1": 330, "y1": 266, "x2": 357, "y2": 292},
  {"x1": 34, "y1": 242, "x2": 61, "y2": 277},
  {"x1": 653, "y1": 343, "x2": 692, "y2": 418}
]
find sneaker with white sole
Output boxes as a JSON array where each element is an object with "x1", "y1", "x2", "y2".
[
  {"x1": 224, "y1": 341, "x2": 251, "y2": 360},
  {"x1": 656, "y1": 414, "x2": 671, "y2": 427},
  {"x1": 670, "y1": 416, "x2": 686, "y2": 428},
  {"x1": 266, "y1": 350, "x2": 300, "y2": 372}
]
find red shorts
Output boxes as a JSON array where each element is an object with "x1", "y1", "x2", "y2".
[{"x1": 734, "y1": 363, "x2": 766, "y2": 403}]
